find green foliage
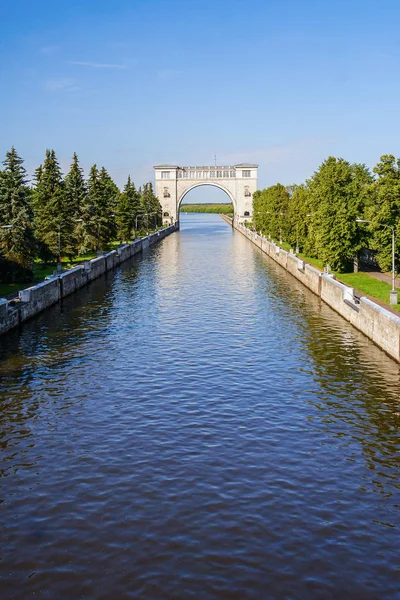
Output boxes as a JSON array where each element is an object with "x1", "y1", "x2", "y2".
[
  {"x1": 366, "y1": 155, "x2": 400, "y2": 271},
  {"x1": 285, "y1": 185, "x2": 313, "y2": 253},
  {"x1": 253, "y1": 183, "x2": 289, "y2": 241},
  {"x1": 81, "y1": 165, "x2": 118, "y2": 252},
  {"x1": 32, "y1": 149, "x2": 68, "y2": 260},
  {"x1": 179, "y1": 203, "x2": 234, "y2": 214},
  {"x1": 64, "y1": 152, "x2": 86, "y2": 255},
  {"x1": 307, "y1": 157, "x2": 372, "y2": 271},
  {"x1": 252, "y1": 157, "x2": 375, "y2": 273},
  {"x1": 116, "y1": 176, "x2": 142, "y2": 241},
  {"x1": 0, "y1": 147, "x2": 36, "y2": 280},
  {"x1": 140, "y1": 182, "x2": 162, "y2": 228}
]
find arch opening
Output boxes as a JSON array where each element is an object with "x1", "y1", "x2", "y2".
[{"x1": 178, "y1": 183, "x2": 236, "y2": 216}]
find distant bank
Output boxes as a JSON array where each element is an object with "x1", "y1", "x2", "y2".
[{"x1": 180, "y1": 203, "x2": 234, "y2": 214}]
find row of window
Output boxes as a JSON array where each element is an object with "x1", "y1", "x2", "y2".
[{"x1": 161, "y1": 170, "x2": 252, "y2": 179}]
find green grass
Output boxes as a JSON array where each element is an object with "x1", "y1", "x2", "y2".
[
  {"x1": 335, "y1": 272, "x2": 400, "y2": 310},
  {"x1": 180, "y1": 203, "x2": 234, "y2": 214},
  {"x1": 0, "y1": 229, "x2": 162, "y2": 298},
  {"x1": 267, "y1": 238, "x2": 400, "y2": 311},
  {"x1": 0, "y1": 264, "x2": 55, "y2": 297}
]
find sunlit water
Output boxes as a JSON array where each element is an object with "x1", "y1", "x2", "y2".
[{"x1": 1, "y1": 214, "x2": 399, "y2": 599}]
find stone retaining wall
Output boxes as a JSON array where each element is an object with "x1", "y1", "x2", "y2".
[
  {"x1": 0, "y1": 225, "x2": 178, "y2": 337},
  {"x1": 233, "y1": 222, "x2": 400, "y2": 363}
]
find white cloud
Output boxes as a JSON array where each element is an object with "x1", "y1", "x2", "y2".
[
  {"x1": 67, "y1": 61, "x2": 128, "y2": 70},
  {"x1": 44, "y1": 78, "x2": 79, "y2": 92}
]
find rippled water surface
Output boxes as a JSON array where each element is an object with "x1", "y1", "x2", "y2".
[{"x1": 1, "y1": 214, "x2": 400, "y2": 600}]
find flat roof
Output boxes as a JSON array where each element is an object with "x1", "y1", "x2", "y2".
[{"x1": 153, "y1": 164, "x2": 179, "y2": 168}]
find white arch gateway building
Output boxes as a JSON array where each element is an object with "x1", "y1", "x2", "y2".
[{"x1": 154, "y1": 164, "x2": 258, "y2": 225}]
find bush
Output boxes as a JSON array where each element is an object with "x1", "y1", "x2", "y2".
[{"x1": 0, "y1": 256, "x2": 33, "y2": 283}]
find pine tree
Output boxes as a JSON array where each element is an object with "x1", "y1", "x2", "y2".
[
  {"x1": 64, "y1": 152, "x2": 86, "y2": 256},
  {"x1": 0, "y1": 147, "x2": 36, "y2": 279},
  {"x1": 81, "y1": 165, "x2": 118, "y2": 252},
  {"x1": 140, "y1": 182, "x2": 162, "y2": 230},
  {"x1": 98, "y1": 167, "x2": 119, "y2": 243},
  {"x1": 32, "y1": 149, "x2": 67, "y2": 261},
  {"x1": 116, "y1": 176, "x2": 142, "y2": 242}
]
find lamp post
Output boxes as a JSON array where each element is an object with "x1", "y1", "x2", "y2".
[
  {"x1": 356, "y1": 218, "x2": 397, "y2": 305},
  {"x1": 1, "y1": 224, "x2": 13, "y2": 229},
  {"x1": 57, "y1": 224, "x2": 62, "y2": 272}
]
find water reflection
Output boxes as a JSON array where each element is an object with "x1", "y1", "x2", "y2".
[{"x1": 0, "y1": 214, "x2": 399, "y2": 600}]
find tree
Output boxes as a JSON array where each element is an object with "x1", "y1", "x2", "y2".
[
  {"x1": 367, "y1": 155, "x2": 400, "y2": 271},
  {"x1": 98, "y1": 167, "x2": 119, "y2": 242},
  {"x1": 285, "y1": 185, "x2": 313, "y2": 253},
  {"x1": 0, "y1": 147, "x2": 36, "y2": 279},
  {"x1": 116, "y1": 176, "x2": 142, "y2": 242},
  {"x1": 140, "y1": 182, "x2": 162, "y2": 229},
  {"x1": 32, "y1": 149, "x2": 67, "y2": 261},
  {"x1": 64, "y1": 152, "x2": 86, "y2": 255},
  {"x1": 81, "y1": 165, "x2": 118, "y2": 252},
  {"x1": 308, "y1": 157, "x2": 372, "y2": 272},
  {"x1": 252, "y1": 184, "x2": 289, "y2": 241}
]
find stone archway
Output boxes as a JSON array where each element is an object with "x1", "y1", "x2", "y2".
[{"x1": 154, "y1": 164, "x2": 258, "y2": 225}]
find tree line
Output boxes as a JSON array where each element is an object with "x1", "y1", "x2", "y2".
[
  {"x1": 252, "y1": 155, "x2": 400, "y2": 272},
  {"x1": 180, "y1": 203, "x2": 234, "y2": 214},
  {"x1": 0, "y1": 148, "x2": 162, "y2": 282}
]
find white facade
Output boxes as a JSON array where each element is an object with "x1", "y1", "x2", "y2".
[{"x1": 154, "y1": 164, "x2": 258, "y2": 225}]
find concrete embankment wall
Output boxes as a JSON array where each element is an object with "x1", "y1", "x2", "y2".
[
  {"x1": 220, "y1": 214, "x2": 233, "y2": 226},
  {"x1": 233, "y1": 222, "x2": 400, "y2": 363},
  {"x1": 0, "y1": 225, "x2": 178, "y2": 337}
]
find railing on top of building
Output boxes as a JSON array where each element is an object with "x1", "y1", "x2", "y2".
[{"x1": 176, "y1": 167, "x2": 237, "y2": 179}]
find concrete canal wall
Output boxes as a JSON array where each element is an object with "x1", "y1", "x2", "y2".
[
  {"x1": 0, "y1": 225, "x2": 178, "y2": 337},
  {"x1": 233, "y1": 220, "x2": 400, "y2": 363}
]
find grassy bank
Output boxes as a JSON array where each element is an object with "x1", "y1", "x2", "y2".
[
  {"x1": 180, "y1": 203, "x2": 234, "y2": 214},
  {"x1": 0, "y1": 229, "x2": 160, "y2": 298},
  {"x1": 277, "y1": 241, "x2": 400, "y2": 311}
]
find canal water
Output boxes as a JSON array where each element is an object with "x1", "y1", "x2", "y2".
[{"x1": 0, "y1": 213, "x2": 399, "y2": 599}]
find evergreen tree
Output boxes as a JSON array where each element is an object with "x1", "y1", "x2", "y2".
[
  {"x1": 32, "y1": 149, "x2": 67, "y2": 260},
  {"x1": 81, "y1": 165, "x2": 118, "y2": 252},
  {"x1": 140, "y1": 182, "x2": 162, "y2": 230},
  {"x1": 116, "y1": 176, "x2": 142, "y2": 242},
  {"x1": 0, "y1": 148, "x2": 36, "y2": 278},
  {"x1": 98, "y1": 167, "x2": 119, "y2": 242},
  {"x1": 367, "y1": 155, "x2": 400, "y2": 271},
  {"x1": 64, "y1": 152, "x2": 86, "y2": 255}
]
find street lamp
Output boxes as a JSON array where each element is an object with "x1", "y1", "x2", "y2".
[
  {"x1": 0, "y1": 224, "x2": 13, "y2": 229},
  {"x1": 356, "y1": 218, "x2": 398, "y2": 305},
  {"x1": 57, "y1": 224, "x2": 62, "y2": 272}
]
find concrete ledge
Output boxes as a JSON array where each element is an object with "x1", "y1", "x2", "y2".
[
  {"x1": 231, "y1": 220, "x2": 400, "y2": 362},
  {"x1": 0, "y1": 224, "x2": 178, "y2": 337},
  {"x1": 0, "y1": 298, "x2": 8, "y2": 319}
]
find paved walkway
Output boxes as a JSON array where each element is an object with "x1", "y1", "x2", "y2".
[{"x1": 360, "y1": 268, "x2": 400, "y2": 288}]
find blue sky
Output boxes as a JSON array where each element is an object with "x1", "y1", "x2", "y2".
[{"x1": 1, "y1": 0, "x2": 400, "y2": 202}]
